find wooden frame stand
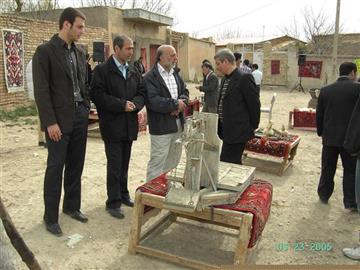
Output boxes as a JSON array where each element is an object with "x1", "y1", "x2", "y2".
[{"x1": 128, "y1": 191, "x2": 257, "y2": 269}]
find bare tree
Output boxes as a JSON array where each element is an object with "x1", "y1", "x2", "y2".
[
  {"x1": 81, "y1": 0, "x2": 172, "y2": 15},
  {"x1": 302, "y1": 7, "x2": 336, "y2": 54},
  {"x1": 280, "y1": 16, "x2": 301, "y2": 39},
  {"x1": 281, "y1": 6, "x2": 339, "y2": 54},
  {"x1": 139, "y1": 0, "x2": 172, "y2": 15},
  {"x1": 0, "y1": 0, "x2": 59, "y2": 13},
  {"x1": 214, "y1": 27, "x2": 243, "y2": 41},
  {"x1": 0, "y1": 0, "x2": 18, "y2": 12},
  {"x1": 82, "y1": 0, "x2": 127, "y2": 8}
]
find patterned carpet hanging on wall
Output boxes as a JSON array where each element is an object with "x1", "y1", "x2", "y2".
[{"x1": 2, "y1": 29, "x2": 24, "y2": 92}]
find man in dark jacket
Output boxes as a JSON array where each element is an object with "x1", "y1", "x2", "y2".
[
  {"x1": 134, "y1": 56, "x2": 145, "y2": 75},
  {"x1": 196, "y1": 61, "x2": 219, "y2": 113},
  {"x1": 214, "y1": 49, "x2": 260, "y2": 165},
  {"x1": 316, "y1": 62, "x2": 360, "y2": 210},
  {"x1": 144, "y1": 45, "x2": 189, "y2": 181},
  {"x1": 33, "y1": 7, "x2": 90, "y2": 236},
  {"x1": 342, "y1": 78, "x2": 360, "y2": 260},
  {"x1": 90, "y1": 35, "x2": 145, "y2": 219}
]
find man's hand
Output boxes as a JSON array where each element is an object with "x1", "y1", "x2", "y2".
[
  {"x1": 170, "y1": 109, "x2": 179, "y2": 116},
  {"x1": 178, "y1": 99, "x2": 187, "y2": 112},
  {"x1": 125, "y1": 101, "x2": 136, "y2": 112},
  {"x1": 47, "y1": 124, "x2": 62, "y2": 142}
]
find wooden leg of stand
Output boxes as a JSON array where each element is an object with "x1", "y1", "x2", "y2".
[
  {"x1": 128, "y1": 191, "x2": 144, "y2": 254},
  {"x1": 234, "y1": 214, "x2": 253, "y2": 265}
]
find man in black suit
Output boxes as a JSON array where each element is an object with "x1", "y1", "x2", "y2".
[
  {"x1": 214, "y1": 49, "x2": 260, "y2": 164},
  {"x1": 33, "y1": 7, "x2": 90, "y2": 236},
  {"x1": 196, "y1": 61, "x2": 219, "y2": 113},
  {"x1": 90, "y1": 35, "x2": 145, "y2": 219},
  {"x1": 316, "y1": 62, "x2": 360, "y2": 210}
]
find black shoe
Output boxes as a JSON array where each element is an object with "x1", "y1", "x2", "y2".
[
  {"x1": 122, "y1": 197, "x2": 134, "y2": 207},
  {"x1": 63, "y1": 209, "x2": 88, "y2": 223},
  {"x1": 319, "y1": 197, "x2": 328, "y2": 204},
  {"x1": 44, "y1": 221, "x2": 63, "y2": 237},
  {"x1": 38, "y1": 141, "x2": 47, "y2": 148},
  {"x1": 345, "y1": 205, "x2": 358, "y2": 211},
  {"x1": 106, "y1": 207, "x2": 125, "y2": 219}
]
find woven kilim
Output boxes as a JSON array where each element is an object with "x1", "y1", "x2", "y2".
[{"x1": 2, "y1": 29, "x2": 24, "y2": 92}]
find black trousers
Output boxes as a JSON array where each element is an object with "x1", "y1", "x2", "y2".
[
  {"x1": 255, "y1": 85, "x2": 260, "y2": 96},
  {"x1": 218, "y1": 120, "x2": 246, "y2": 165},
  {"x1": 44, "y1": 104, "x2": 88, "y2": 224},
  {"x1": 317, "y1": 145, "x2": 357, "y2": 208},
  {"x1": 104, "y1": 140, "x2": 133, "y2": 209},
  {"x1": 220, "y1": 141, "x2": 246, "y2": 165}
]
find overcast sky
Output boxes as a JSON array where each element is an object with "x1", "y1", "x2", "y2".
[{"x1": 63, "y1": 0, "x2": 360, "y2": 41}]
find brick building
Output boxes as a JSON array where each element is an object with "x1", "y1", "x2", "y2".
[{"x1": 0, "y1": 14, "x2": 107, "y2": 110}]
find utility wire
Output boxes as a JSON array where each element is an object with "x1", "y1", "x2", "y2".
[{"x1": 193, "y1": 2, "x2": 274, "y2": 34}]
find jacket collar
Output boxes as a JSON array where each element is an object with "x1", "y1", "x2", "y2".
[
  {"x1": 49, "y1": 34, "x2": 73, "y2": 80},
  {"x1": 106, "y1": 55, "x2": 137, "y2": 79},
  {"x1": 337, "y1": 76, "x2": 351, "y2": 82}
]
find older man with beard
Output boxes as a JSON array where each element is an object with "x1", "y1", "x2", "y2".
[{"x1": 144, "y1": 45, "x2": 189, "y2": 182}]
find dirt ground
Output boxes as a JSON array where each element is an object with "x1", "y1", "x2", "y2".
[{"x1": 1, "y1": 84, "x2": 359, "y2": 269}]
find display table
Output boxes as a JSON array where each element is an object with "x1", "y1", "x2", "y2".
[
  {"x1": 128, "y1": 174, "x2": 273, "y2": 269},
  {"x1": 288, "y1": 108, "x2": 316, "y2": 131},
  {"x1": 243, "y1": 134, "x2": 301, "y2": 175}
]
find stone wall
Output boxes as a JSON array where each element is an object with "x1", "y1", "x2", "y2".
[
  {"x1": 0, "y1": 15, "x2": 107, "y2": 110},
  {"x1": 187, "y1": 37, "x2": 216, "y2": 82}
]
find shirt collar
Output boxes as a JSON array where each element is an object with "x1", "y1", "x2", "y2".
[
  {"x1": 54, "y1": 34, "x2": 75, "y2": 50},
  {"x1": 113, "y1": 55, "x2": 128, "y2": 69},
  {"x1": 157, "y1": 63, "x2": 174, "y2": 75}
]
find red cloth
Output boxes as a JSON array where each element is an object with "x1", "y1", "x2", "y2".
[
  {"x1": 245, "y1": 135, "x2": 299, "y2": 158},
  {"x1": 298, "y1": 61, "x2": 322, "y2": 78},
  {"x1": 184, "y1": 99, "x2": 200, "y2": 118},
  {"x1": 271, "y1": 60, "x2": 280, "y2": 75},
  {"x1": 137, "y1": 174, "x2": 273, "y2": 248},
  {"x1": 293, "y1": 109, "x2": 316, "y2": 128}
]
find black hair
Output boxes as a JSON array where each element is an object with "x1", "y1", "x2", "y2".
[
  {"x1": 201, "y1": 62, "x2": 213, "y2": 70},
  {"x1": 113, "y1": 35, "x2": 132, "y2": 51},
  {"x1": 339, "y1": 62, "x2": 357, "y2": 76},
  {"x1": 233, "y1": 52, "x2": 242, "y2": 61},
  {"x1": 59, "y1": 7, "x2": 86, "y2": 30}
]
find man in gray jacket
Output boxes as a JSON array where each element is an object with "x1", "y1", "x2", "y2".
[{"x1": 144, "y1": 45, "x2": 189, "y2": 181}]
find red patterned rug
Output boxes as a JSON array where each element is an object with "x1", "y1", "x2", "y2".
[
  {"x1": 293, "y1": 109, "x2": 316, "y2": 128},
  {"x1": 137, "y1": 174, "x2": 273, "y2": 248},
  {"x1": 245, "y1": 135, "x2": 299, "y2": 158},
  {"x1": 2, "y1": 29, "x2": 24, "y2": 92}
]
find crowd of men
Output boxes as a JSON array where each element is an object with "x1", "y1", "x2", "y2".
[{"x1": 31, "y1": 6, "x2": 359, "y2": 262}]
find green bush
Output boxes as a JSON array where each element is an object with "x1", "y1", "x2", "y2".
[{"x1": 0, "y1": 105, "x2": 37, "y2": 122}]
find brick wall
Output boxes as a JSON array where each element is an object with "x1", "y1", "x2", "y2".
[{"x1": 0, "y1": 15, "x2": 108, "y2": 111}]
